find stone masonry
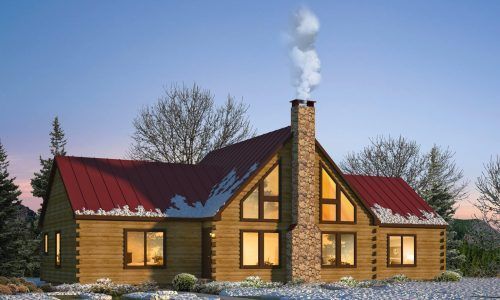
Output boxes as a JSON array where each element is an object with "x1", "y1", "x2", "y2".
[{"x1": 286, "y1": 100, "x2": 322, "y2": 282}]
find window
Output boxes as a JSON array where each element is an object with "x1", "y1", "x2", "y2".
[
  {"x1": 241, "y1": 164, "x2": 280, "y2": 221},
  {"x1": 55, "y1": 232, "x2": 61, "y2": 267},
  {"x1": 124, "y1": 230, "x2": 166, "y2": 268},
  {"x1": 43, "y1": 233, "x2": 48, "y2": 255},
  {"x1": 241, "y1": 231, "x2": 280, "y2": 268},
  {"x1": 321, "y1": 232, "x2": 356, "y2": 267},
  {"x1": 388, "y1": 235, "x2": 416, "y2": 267},
  {"x1": 320, "y1": 167, "x2": 356, "y2": 223}
]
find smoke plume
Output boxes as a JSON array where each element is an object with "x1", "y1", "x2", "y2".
[{"x1": 289, "y1": 7, "x2": 321, "y2": 100}]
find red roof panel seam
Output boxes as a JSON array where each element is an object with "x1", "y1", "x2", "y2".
[
  {"x1": 92, "y1": 158, "x2": 118, "y2": 209},
  {"x1": 386, "y1": 178, "x2": 424, "y2": 217},
  {"x1": 82, "y1": 159, "x2": 105, "y2": 210},
  {"x1": 67, "y1": 157, "x2": 90, "y2": 209}
]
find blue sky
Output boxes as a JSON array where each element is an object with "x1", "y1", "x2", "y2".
[{"x1": 1, "y1": 1, "x2": 499, "y2": 217}]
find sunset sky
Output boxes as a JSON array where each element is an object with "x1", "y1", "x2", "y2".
[{"x1": 1, "y1": 1, "x2": 499, "y2": 218}]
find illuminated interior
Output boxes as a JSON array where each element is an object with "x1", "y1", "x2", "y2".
[
  {"x1": 263, "y1": 201, "x2": 279, "y2": 219},
  {"x1": 340, "y1": 234, "x2": 355, "y2": 266},
  {"x1": 321, "y1": 168, "x2": 336, "y2": 199},
  {"x1": 340, "y1": 192, "x2": 355, "y2": 222},
  {"x1": 389, "y1": 236, "x2": 402, "y2": 265},
  {"x1": 242, "y1": 189, "x2": 259, "y2": 219},
  {"x1": 321, "y1": 233, "x2": 336, "y2": 265},
  {"x1": 146, "y1": 232, "x2": 164, "y2": 266},
  {"x1": 55, "y1": 232, "x2": 61, "y2": 266},
  {"x1": 126, "y1": 231, "x2": 165, "y2": 267},
  {"x1": 44, "y1": 233, "x2": 48, "y2": 254},
  {"x1": 263, "y1": 166, "x2": 279, "y2": 196},
  {"x1": 242, "y1": 232, "x2": 259, "y2": 266},
  {"x1": 402, "y1": 236, "x2": 415, "y2": 265},
  {"x1": 321, "y1": 203, "x2": 336, "y2": 221},
  {"x1": 263, "y1": 233, "x2": 279, "y2": 266}
]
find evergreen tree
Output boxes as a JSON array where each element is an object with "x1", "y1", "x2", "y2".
[
  {"x1": 0, "y1": 140, "x2": 27, "y2": 276},
  {"x1": 31, "y1": 116, "x2": 67, "y2": 200}
]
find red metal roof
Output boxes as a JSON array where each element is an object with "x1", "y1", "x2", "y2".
[
  {"x1": 53, "y1": 126, "x2": 291, "y2": 218},
  {"x1": 344, "y1": 175, "x2": 438, "y2": 219}
]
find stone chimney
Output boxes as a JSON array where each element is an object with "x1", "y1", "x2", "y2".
[{"x1": 286, "y1": 99, "x2": 321, "y2": 282}]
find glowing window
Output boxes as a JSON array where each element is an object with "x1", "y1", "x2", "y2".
[
  {"x1": 321, "y1": 232, "x2": 356, "y2": 267},
  {"x1": 55, "y1": 232, "x2": 61, "y2": 267},
  {"x1": 43, "y1": 233, "x2": 48, "y2": 255},
  {"x1": 242, "y1": 164, "x2": 280, "y2": 220},
  {"x1": 388, "y1": 235, "x2": 415, "y2": 266},
  {"x1": 340, "y1": 192, "x2": 355, "y2": 222},
  {"x1": 242, "y1": 231, "x2": 280, "y2": 268},
  {"x1": 242, "y1": 189, "x2": 259, "y2": 219},
  {"x1": 125, "y1": 230, "x2": 165, "y2": 268},
  {"x1": 320, "y1": 167, "x2": 356, "y2": 223}
]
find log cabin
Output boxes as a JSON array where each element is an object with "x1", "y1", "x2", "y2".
[{"x1": 39, "y1": 100, "x2": 447, "y2": 284}]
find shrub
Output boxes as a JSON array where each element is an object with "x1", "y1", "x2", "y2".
[
  {"x1": 241, "y1": 276, "x2": 263, "y2": 287},
  {"x1": 390, "y1": 274, "x2": 409, "y2": 283},
  {"x1": 7, "y1": 283, "x2": 19, "y2": 294},
  {"x1": 192, "y1": 281, "x2": 240, "y2": 295},
  {"x1": 172, "y1": 273, "x2": 197, "y2": 291},
  {"x1": 0, "y1": 284, "x2": 12, "y2": 295},
  {"x1": 339, "y1": 276, "x2": 357, "y2": 287},
  {"x1": 0, "y1": 277, "x2": 10, "y2": 285},
  {"x1": 9, "y1": 278, "x2": 22, "y2": 285},
  {"x1": 16, "y1": 285, "x2": 29, "y2": 294},
  {"x1": 136, "y1": 280, "x2": 158, "y2": 292},
  {"x1": 40, "y1": 283, "x2": 53, "y2": 292},
  {"x1": 435, "y1": 271, "x2": 462, "y2": 282},
  {"x1": 24, "y1": 282, "x2": 39, "y2": 292}
]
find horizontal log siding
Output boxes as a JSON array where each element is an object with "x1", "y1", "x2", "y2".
[
  {"x1": 317, "y1": 153, "x2": 377, "y2": 281},
  {"x1": 40, "y1": 170, "x2": 78, "y2": 283},
  {"x1": 212, "y1": 142, "x2": 292, "y2": 282},
  {"x1": 377, "y1": 227, "x2": 445, "y2": 280},
  {"x1": 76, "y1": 220, "x2": 202, "y2": 284}
]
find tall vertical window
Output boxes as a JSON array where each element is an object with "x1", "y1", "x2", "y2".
[
  {"x1": 43, "y1": 233, "x2": 48, "y2": 255},
  {"x1": 241, "y1": 231, "x2": 280, "y2": 268},
  {"x1": 320, "y1": 167, "x2": 356, "y2": 223},
  {"x1": 55, "y1": 232, "x2": 61, "y2": 267},
  {"x1": 124, "y1": 230, "x2": 166, "y2": 268},
  {"x1": 241, "y1": 163, "x2": 280, "y2": 221},
  {"x1": 321, "y1": 232, "x2": 356, "y2": 267},
  {"x1": 388, "y1": 235, "x2": 416, "y2": 267}
]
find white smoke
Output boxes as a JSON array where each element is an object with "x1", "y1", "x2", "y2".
[{"x1": 289, "y1": 7, "x2": 321, "y2": 100}]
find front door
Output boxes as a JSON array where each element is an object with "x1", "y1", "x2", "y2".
[{"x1": 201, "y1": 227, "x2": 212, "y2": 279}]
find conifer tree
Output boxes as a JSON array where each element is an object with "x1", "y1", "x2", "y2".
[
  {"x1": 31, "y1": 117, "x2": 67, "y2": 200},
  {"x1": 0, "y1": 140, "x2": 26, "y2": 276}
]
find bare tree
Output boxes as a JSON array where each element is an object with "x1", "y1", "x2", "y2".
[
  {"x1": 129, "y1": 83, "x2": 255, "y2": 164},
  {"x1": 475, "y1": 155, "x2": 500, "y2": 229},
  {"x1": 340, "y1": 135, "x2": 426, "y2": 189}
]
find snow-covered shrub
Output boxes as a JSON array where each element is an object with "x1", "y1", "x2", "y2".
[
  {"x1": 192, "y1": 281, "x2": 241, "y2": 295},
  {"x1": 241, "y1": 276, "x2": 263, "y2": 287},
  {"x1": 54, "y1": 278, "x2": 157, "y2": 296},
  {"x1": 122, "y1": 290, "x2": 178, "y2": 300},
  {"x1": 390, "y1": 274, "x2": 409, "y2": 283},
  {"x1": 137, "y1": 280, "x2": 159, "y2": 292},
  {"x1": 0, "y1": 284, "x2": 12, "y2": 295},
  {"x1": 339, "y1": 276, "x2": 357, "y2": 287},
  {"x1": 434, "y1": 271, "x2": 462, "y2": 282},
  {"x1": 172, "y1": 273, "x2": 197, "y2": 291}
]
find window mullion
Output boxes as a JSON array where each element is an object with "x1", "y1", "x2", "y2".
[
  {"x1": 259, "y1": 183, "x2": 264, "y2": 220},
  {"x1": 144, "y1": 232, "x2": 147, "y2": 267},
  {"x1": 258, "y1": 232, "x2": 264, "y2": 267}
]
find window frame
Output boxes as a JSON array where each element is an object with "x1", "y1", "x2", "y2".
[
  {"x1": 55, "y1": 231, "x2": 61, "y2": 268},
  {"x1": 123, "y1": 229, "x2": 167, "y2": 269},
  {"x1": 386, "y1": 234, "x2": 417, "y2": 267},
  {"x1": 240, "y1": 230, "x2": 281, "y2": 269},
  {"x1": 321, "y1": 231, "x2": 357, "y2": 268},
  {"x1": 43, "y1": 233, "x2": 48, "y2": 255},
  {"x1": 240, "y1": 161, "x2": 281, "y2": 222},
  {"x1": 320, "y1": 165, "x2": 357, "y2": 224}
]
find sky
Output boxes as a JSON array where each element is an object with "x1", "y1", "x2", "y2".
[{"x1": 1, "y1": 1, "x2": 499, "y2": 218}]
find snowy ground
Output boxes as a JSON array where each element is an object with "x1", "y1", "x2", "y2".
[{"x1": 221, "y1": 278, "x2": 500, "y2": 300}]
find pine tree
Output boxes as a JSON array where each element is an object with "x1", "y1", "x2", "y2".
[
  {"x1": 31, "y1": 116, "x2": 67, "y2": 200},
  {"x1": 0, "y1": 140, "x2": 27, "y2": 276},
  {"x1": 420, "y1": 146, "x2": 467, "y2": 272}
]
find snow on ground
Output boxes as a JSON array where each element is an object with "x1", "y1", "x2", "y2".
[{"x1": 221, "y1": 278, "x2": 500, "y2": 300}]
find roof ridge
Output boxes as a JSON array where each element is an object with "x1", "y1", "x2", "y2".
[{"x1": 344, "y1": 174, "x2": 404, "y2": 180}]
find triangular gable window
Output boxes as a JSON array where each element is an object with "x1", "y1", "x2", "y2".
[{"x1": 320, "y1": 166, "x2": 356, "y2": 223}]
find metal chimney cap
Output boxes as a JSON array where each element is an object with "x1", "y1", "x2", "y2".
[{"x1": 291, "y1": 99, "x2": 316, "y2": 107}]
